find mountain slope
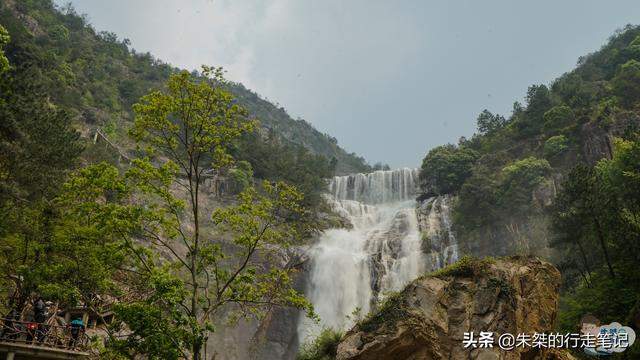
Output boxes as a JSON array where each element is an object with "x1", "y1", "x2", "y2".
[
  {"x1": 417, "y1": 24, "x2": 640, "y2": 256},
  {"x1": 416, "y1": 24, "x2": 640, "y2": 347},
  {"x1": 0, "y1": 0, "x2": 370, "y2": 175}
]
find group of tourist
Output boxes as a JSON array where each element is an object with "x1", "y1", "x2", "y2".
[{"x1": 0, "y1": 297, "x2": 86, "y2": 350}]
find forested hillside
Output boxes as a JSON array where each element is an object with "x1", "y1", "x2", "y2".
[
  {"x1": 0, "y1": 2, "x2": 374, "y2": 358},
  {"x1": 0, "y1": 0, "x2": 370, "y2": 176},
  {"x1": 0, "y1": 0, "x2": 342, "y2": 357},
  {"x1": 418, "y1": 25, "x2": 640, "y2": 344}
]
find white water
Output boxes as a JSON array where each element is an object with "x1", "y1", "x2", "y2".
[
  {"x1": 298, "y1": 168, "x2": 458, "y2": 341},
  {"x1": 420, "y1": 195, "x2": 460, "y2": 271}
]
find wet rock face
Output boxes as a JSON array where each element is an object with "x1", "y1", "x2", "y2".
[
  {"x1": 336, "y1": 257, "x2": 573, "y2": 360},
  {"x1": 415, "y1": 195, "x2": 459, "y2": 271}
]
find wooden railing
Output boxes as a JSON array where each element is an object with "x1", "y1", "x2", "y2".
[{"x1": 0, "y1": 318, "x2": 89, "y2": 352}]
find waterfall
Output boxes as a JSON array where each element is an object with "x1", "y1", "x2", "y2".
[{"x1": 298, "y1": 168, "x2": 458, "y2": 341}]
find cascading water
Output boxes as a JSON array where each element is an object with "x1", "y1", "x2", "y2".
[{"x1": 298, "y1": 168, "x2": 459, "y2": 341}]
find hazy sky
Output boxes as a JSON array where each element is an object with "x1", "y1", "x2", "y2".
[{"x1": 57, "y1": 0, "x2": 640, "y2": 167}]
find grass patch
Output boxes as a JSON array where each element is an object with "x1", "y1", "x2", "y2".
[
  {"x1": 357, "y1": 291, "x2": 409, "y2": 333},
  {"x1": 430, "y1": 255, "x2": 494, "y2": 278},
  {"x1": 297, "y1": 328, "x2": 343, "y2": 360}
]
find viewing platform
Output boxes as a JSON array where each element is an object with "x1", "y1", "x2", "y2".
[{"x1": 0, "y1": 319, "x2": 89, "y2": 360}]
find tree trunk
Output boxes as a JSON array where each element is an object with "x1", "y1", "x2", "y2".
[
  {"x1": 594, "y1": 218, "x2": 615, "y2": 278},
  {"x1": 193, "y1": 341, "x2": 202, "y2": 360},
  {"x1": 575, "y1": 237, "x2": 592, "y2": 282}
]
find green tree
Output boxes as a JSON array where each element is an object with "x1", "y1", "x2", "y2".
[
  {"x1": 0, "y1": 25, "x2": 9, "y2": 74},
  {"x1": 419, "y1": 144, "x2": 478, "y2": 195},
  {"x1": 596, "y1": 137, "x2": 640, "y2": 264},
  {"x1": 550, "y1": 165, "x2": 598, "y2": 283},
  {"x1": 454, "y1": 167, "x2": 499, "y2": 230},
  {"x1": 542, "y1": 105, "x2": 574, "y2": 133},
  {"x1": 0, "y1": 68, "x2": 82, "y2": 203},
  {"x1": 92, "y1": 68, "x2": 316, "y2": 359},
  {"x1": 297, "y1": 328, "x2": 343, "y2": 360},
  {"x1": 476, "y1": 109, "x2": 506, "y2": 135},
  {"x1": 543, "y1": 135, "x2": 569, "y2": 159},
  {"x1": 551, "y1": 165, "x2": 616, "y2": 280},
  {"x1": 0, "y1": 44, "x2": 83, "y2": 312},
  {"x1": 0, "y1": 163, "x2": 126, "y2": 314},
  {"x1": 227, "y1": 160, "x2": 253, "y2": 194},
  {"x1": 611, "y1": 59, "x2": 640, "y2": 107},
  {"x1": 233, "y1": 131, "x2": 335, "y2": 208},
  {"x1": 554, "y1": 138, "x2": 640, "y2": 334},
  {"x1": 499, "y1": 157, "x2": 551, "y2": 215},
  {"x1": 514, "y1": 85, "x2": 552, "y2": 136}
]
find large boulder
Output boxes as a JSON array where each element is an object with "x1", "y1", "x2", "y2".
[{"x1": 336, "y1": 256, "x2": 574, "y2": 360}]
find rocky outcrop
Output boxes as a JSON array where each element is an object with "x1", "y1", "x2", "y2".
[
  {"x1": 580, "y1": 112, "x2": 639, "y2": 165},
  {"x1": 416, "y1": 195, "x2": 459, "y2": 271},
  {"x1": 336, "y1": 256, "x2": 574, "y2": 360}
]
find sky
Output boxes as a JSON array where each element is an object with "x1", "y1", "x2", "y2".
[{"x1": 57, "y1": 0, "x2": 640, "y2": 168}]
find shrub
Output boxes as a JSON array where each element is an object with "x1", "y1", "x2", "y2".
[
  {"x1": 612, "y1": 60, "x2": 640, "y2": 107},
  {"x1": 543, "y1": 135, "x2": 569, "y2": 159},
  {"x1": 499, "y1": 157, "x2": 551, "y2": 214},
  {"x1": 357, "y1": 291, "x2": 408, "y2": 333},
  {"x1": 228, "y1": 160, "x2": 253, "y2": 194},
  {"x1": 297, "y1": 328, "x2": 343, "y2": 360},
  {"x1": 543, "y1": 105, "x2": 574, "y2": 133},
  {"x1": 430, "y1": 255, "x2": 494, "y2": 278}
]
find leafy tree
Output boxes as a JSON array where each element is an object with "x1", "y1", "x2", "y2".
[
  {"x1": 498, "y1": 157, "x2": 550, "y2": 215},
  {"x1": 227, "y1": 160, "x2": 253, "y2": 194},
  {"x1": 0, "y1": 69, "x2": 82, "y2": 203},
  {"x1": 553, "y1": 138, "x2": 640, "y2": 335},
  {"x1": 550, "y1": 72, "x2": 602, "y2": 109},
  {"x1": 0, "y1": 163, "x2": 124, "y2": 314},
  {"x1": 476, "y1": 109, "x2": 506, "y2": 135},
  {"x1": 593, "y1": 96, "x2": 619, "y2": 128},
  {"x1": 596, "y1": 137, "x2": 640, "y2": 263},
  {"x1": 454, "y1": 166, "x2": 499, "y2": 230},
  {"x1": 0, "y1": 50, "x2": 83, "y2": 312},
  {"x1": 91, "y1": 68, "x2": 316, "y2": 359},
  {"x1": 45, "y1": 164, "x2": 129, "y2": 305},
  {"x1": 297, "y1": 328, "x2": 343, "y2": 360},
  {"x1": 542, "y1": 105, "x2": 575, "y2": 133},
  {"x1": 419, "y1": 144, "x2": 478, "y2": 195},
  {"x1": 551, "y1": 165, "x2": 599, "y2": 283},
  {"x1": 233, "y1": 131, "x2": 335, "y2": 208},
  {"x1": 551, "y1": 164, "x2": 618, "y2": 281},
  {"x1": 543, "y1": 135, "x2": 569, "y2": 159},
  {"x1": 514, "y1": 85, "x2": 552, "y2": 136},
  {"x1": 611, "y1": 59, "x2": 640, "y2": 107},
  {"x1": 0, "y1": 25, "x2": 8, "y2": 73}
]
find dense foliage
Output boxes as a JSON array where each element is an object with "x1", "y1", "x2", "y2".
[
  {"x1": 0, "y1": 24, "x2": 86, "y2": 310},
  {"x1": 0, "y1": 0, "x2": 369, "y2": 184},
  {"x1": 0, "y1": 2, "x2": 351, "y2": 358},
  {"x1": 0, "y1": 24, "x2": 8, "y2": 72},
  {"x1": 297, "y1": 328, "x2": 343, "y2": 360},
  {"x1": 418, "y1": 144, "x2": 478, "y2": 196},
  {"x1": 0, "y1": 35, "x2": 319, "y2": 358},
  {"x1": 417, "y1": 24, "x2": 640, "y2": 351}
]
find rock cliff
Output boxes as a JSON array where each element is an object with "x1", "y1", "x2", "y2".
[{"x1": 336, "y1": 256, "x2": 574, "y2": 360}]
